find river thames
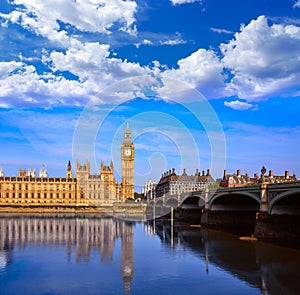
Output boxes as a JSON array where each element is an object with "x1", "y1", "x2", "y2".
[{"x1": 0, "y1": 216, "x2": 300, "y2": 295}]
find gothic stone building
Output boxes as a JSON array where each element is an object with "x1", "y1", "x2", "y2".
[
  {"x1": 0, "y1": 124, "x2": 135, "y2": 207},
  {"x1": 0, "y1": 165, "x2": 79, "y2": 207}
]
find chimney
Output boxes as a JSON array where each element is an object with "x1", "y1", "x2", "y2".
[
  {"x1": 195, "y1": 169, "x2": 199, "y2": 176},
  {"x1": 285, "y1": 170, "x2": 289, "y2": 179},
  {"x1": 202, "y1": 170, "x2": 205, "y2": 176},
  {"x1": 206, "y1": 169, "x2": 210, "y2": 176},
  {"x1": 269, "y1": 170, "x2": 273, "y2": 177},
  {"x1": 172, "y1": 168, "x2": 175, "y2": 174},
  {"x1": 223, "y1": 170, "x2": 227, "y2": 179},
  {"x1": 237, "y1": 169, "x2": 241, "y2": 177}
]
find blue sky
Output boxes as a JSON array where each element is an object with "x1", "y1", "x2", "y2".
[{"x1": 0, "y1": 0, "x2": 300, "y2": 190}]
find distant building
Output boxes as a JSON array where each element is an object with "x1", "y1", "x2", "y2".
[
  {"x1": 258, "y1": 169, "x2": 297, "y2": 184},
  {"x1": 220, "y1": 168, "x2": 297, "y2": 188},
  {"x1": 220, "y1": 169, "x2": 252, "y2": 188},
  {"x1": 155, "y1": 168, "x2": 215, "y2": 198},
  {"x1": 142, "y1": 180, "x2": 157, "y2": 199}
]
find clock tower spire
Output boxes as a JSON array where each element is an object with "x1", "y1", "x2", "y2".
[{"x1": 121, "y1": 122, "x2": 134, "y2": 200}]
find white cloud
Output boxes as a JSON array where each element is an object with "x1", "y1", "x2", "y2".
[
  {"x1": 224, "y1": 100, "x2": 255, "y2": 111},
  {"x1": 2, "y1": 6, "x2": 300, "y2": 109},
  {"x1": 159, "y1": 48, "x2": 226, "y2": 99},
  {"x1": 268, "y1": 16, "x2": 300, "y2": 26},
  {"x1": 134, "y1": 32, "x2": 187, "y2": 48},
  {"x1": 221, "y1": 15, "x2": 300, "y2": 101},
  {"x1": 142, "y1": 39, "x2": 153, "y2": 45},
  {"x1": 0, "y1": 0, "x2": 137, "y2": 46},
  {"x1": 294, "y1": 1, "x2": 300, "y2": 8},
  {"x1": 210, "y1": 27, "x2": 234, "y2": 34},
  {"x1": 159, "y1": 33, "x2": 187, "y2": 46},
  {"x1": 0, "y1": 41, "x2": 151, "y2": 108},
  {"x1": 45, "y1": 40, "x2": 149, "y2": 86},
  {"x1": 0, "y1": 61, "x2": 89, "y2": 107},
  {"x1": 0, "y1": 1, "x2": 151, "y2": 108},
  {"x1": 170, "y1": 0, "x2": 202, "y2": 5}
]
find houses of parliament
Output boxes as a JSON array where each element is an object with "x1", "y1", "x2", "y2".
[{"x1": 0, "y1": 124, "x2": 135, "y2": 207}]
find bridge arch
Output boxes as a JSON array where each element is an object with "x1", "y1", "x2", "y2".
[
  {"x1": 209, "y1": 191, "x2": 260, "y2": 211},
  {"x1": 165, "y1": 197, "x2": 178, "y2": 208},
  {"x1": 269, "y1": 189, "x2": 300, "y2": 214},
  {"x1": 180, "y1": 193, "x2": 206, "y2": 206}
]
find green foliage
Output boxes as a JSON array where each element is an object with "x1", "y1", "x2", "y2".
[
  {"x1": 125, "y1": 198, "x2": 135, "y2": 203},
  {"x1": 134, "y1": 192, "x2": 143, "y2": 199}
]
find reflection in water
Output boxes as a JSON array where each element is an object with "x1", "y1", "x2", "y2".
[
  {"x1": 146, "y1": 220, "x2": 300, "y2": 295},
  {"x1": 1, "y1": 216, "x2": 300, "y2": 294},
  {"x1": 0, "y1": 216, "x2": 134, "y2": 293}
]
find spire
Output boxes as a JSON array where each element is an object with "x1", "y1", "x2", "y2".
[
  {"x1": 66, "y1": 160, "x2": 73, "y2": 178},
  {"x1": 123, "y1": 121, "x2": 132, "y2": 144}
]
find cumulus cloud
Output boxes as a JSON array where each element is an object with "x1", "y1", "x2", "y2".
[
  {"x1": 45, "y1": 40, "x2": 149, "y2": 86},
  {"x1": 0, "y1": 61, "x2": 90, "y2": 107},
  {"x1": 224, "y1": 100, "x2": 255, "y2": 111},
  {"x1": 159, "y1": 48, "x2": 226, "y2": 99},
  {"x1": 221, "y1": 15, "x2": 300, "y2": 101},
  {"x1": 0, "y1": 0, "x2": 137, "y2": 46},
  {"x1": 0, "y1": 0, "x2": 152, "y2": 108},
  {"x1": 0, "y1": 41, "x2": 151, "y2": 108},
  {"x1": 1, "y1": 3, "x2": 300, "y2": 109},
  {"x1": 170, "y1": 0, "x2": 203, "y2": 5}
]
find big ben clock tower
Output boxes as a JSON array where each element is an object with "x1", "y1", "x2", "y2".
[{"x1": 121, "y1": 122, "x2": 134, "y2": 200}]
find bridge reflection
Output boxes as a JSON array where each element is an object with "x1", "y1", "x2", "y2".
[{"x1": 145, "y1": 220, "x2": 300, "y2": 295}]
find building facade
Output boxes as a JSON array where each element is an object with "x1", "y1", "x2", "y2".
[
  {"x1": 76, "y1": 160, "x2": 121, "y2": 206},
  {"x1": 0, "y1": 168, "x2": 79, "y2": 207},
  {"x1": 220, "y1": 168, "x2": 297, "y2": 188},
  {"x1": 0, "y1": 124, "x2": 134, "y2": 207},
  {"x1": 155, "y1": 168, "x2": 215, "y2": 198},
  {"x1": 142, "y1": 180, "x2": 157, "y2": 200}
]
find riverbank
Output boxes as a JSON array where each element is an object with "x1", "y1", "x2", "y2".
[{"x1": 0, "y1": 203, "x2": 147, "y2": 219}]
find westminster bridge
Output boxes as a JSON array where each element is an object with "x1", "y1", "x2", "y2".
[{"x1": 146, "y1": 181, "x2": 300, "y2": 239}]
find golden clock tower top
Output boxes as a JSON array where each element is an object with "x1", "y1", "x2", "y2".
[{"x1": 123, "y1": 121, "x2": 133, "y2": 144}]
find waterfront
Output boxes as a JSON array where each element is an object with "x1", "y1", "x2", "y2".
[{"x1": 0, "y1": 216, "x2": 300, "y2": 295}]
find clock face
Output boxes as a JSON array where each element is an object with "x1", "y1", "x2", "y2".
[{"x1": 124, "y1": 148, "x2": 131, "y2": 156}]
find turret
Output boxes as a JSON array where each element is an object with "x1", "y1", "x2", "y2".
[
  {"x1": 66, "y1": 160, "x2": 73, "y2": 178},
  {"x1": 39, "y1": 164, "x2": 48, "y2": 178}
]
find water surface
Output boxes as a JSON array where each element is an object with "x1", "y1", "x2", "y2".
[{"x1": 0, "y1": 216, "x2": 299, "y2": 294}]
